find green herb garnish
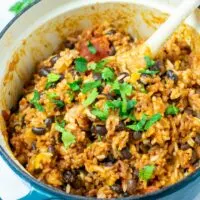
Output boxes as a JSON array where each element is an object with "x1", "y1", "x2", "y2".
[
  {"x1": 87, "y1": 41, "x2": 97, "y2": 54},
  {"x1": 9, "y1": 0, "x2": 34, "y2": 15},
  {"x1": 139, "y1": 165, "x2": 155, "y2": 181},
  {"x1": 127, "y1": 114, "x2": 147, "y2": 131},
  {"x1": 144, "y1": 56, "x2": 155, "y2": 67},
  {"x1": 52, "y1": 99, "x2": 65, "y2": 109},
  {"x1": 68, "y1": 80, "x2": 81, "y2": 92},
  {"x1": 55, "y1": 122, "x2": 76, "y2": 149},
  {"x1": 47, "y1": 92, "x2": 58, "y2": 99},
  {"x1": 88, "y1": 59, "x2": 108, "y2": 72},
  {"x1": 82, "y1": 80, "x2": 101, "y2": 94},
  {"x1": 83, "y1": 88, "x2": 99, "y2": 107},
  {"x1": 144, "y1": 113, "x2": 162, "y2": 130},
  {"x1": 30, "y1": 90, "x2": 44, "y2": 112},
  {"x1": 75, "y1": 57, "x2": 88, "y2": 73},
  {"x1": 91, "y1": 109, "x2": 108, "y2": 121},
  {"x1": 45, "y1": 73, "x2": 61, "y2": 89},
  {"x1": 139, "y1": 69, "x2": 159, "y2": 75},
  {"x1": 102, "y1": 67, "x2": 115, "y2": 82},
  {"x1": 165, "y1": 105, "x2": 180, "y2": 116}
]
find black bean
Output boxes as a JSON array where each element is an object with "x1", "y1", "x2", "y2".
[
  {"x1": 93, "y1": 72, "x2": 102, "y2": 81},
  {"x1": 166, "y1": 70, "x2": 178, "y2": 83},
  {"x1": 63, "y1": 170, "x2": 76, "y2": 184},
  {"x1": 38, "y1": 68, "x2": 51, "y2": 77},
  {"x1": 121, "y1": 147, "x2": 132, "y2": 159},
  {"x1": 32, "y1": 127, "x2": 46, "y2": 135},
  {"x1": 117, "y1": 72, "x2": 129, "y2": 83},
  {"x1": 31, "y1": 141, "x2": 37, "y2": 150},
  {"x1": 180, "y1": 143, "x2": 190, "y2": 150},
  {"x1": 109, "y1": 45, "x2": 116, "y2": 56},
  {"x1": 91, "y1": 125, "x2": 107, "y2": 136},
  {"x1": 190, "y1": 150, "x2": 198, "y2": 164},
  {"x1": 71, "y1": 178, "x2": 83, "y2": 189},
  {"x1": 48, "y1": 145, "x2": 55, "y2": 154},
  {"x1": 103, "y1": 154, "x2": 116, "y2": 165},
  {"x1": 195, "y1": 134, "x2": 200, "y2": 145},
  {"x1": 132, "y1": 131, "x2": 142, "y2": 141},
  {"x1": 63, "y1": 40, "x2": 75, "y2": 49},
  {"x1": 50, "y1": 55, "x2": 60, "y2": 66},
  {"x1": 45, "y1": 117, "x2": 54, "y2": 128},
  {"x1": 116, "y1": 121, "x2": 126, "y2": 131},
  {"x1": 139, "y1": 144, "x2": 150, "y2": 154},
  {"x1": 111, "y1": 184, "x2": 123, "y2": 193},
  {"x1": 126, "y1": 179, "x2": 137, "y2": 195},
  {"x1": 98, "y1": 86, "x2": 104, "y2": 93},
  {"x1": 106, "y1": 29, "x2": 116, "y2": 35}
]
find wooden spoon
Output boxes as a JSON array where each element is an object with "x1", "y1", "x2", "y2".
[{"x1": 116, "y1": 0, "x2": 200, "y2": 79}]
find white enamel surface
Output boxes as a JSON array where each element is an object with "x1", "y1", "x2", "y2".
[{"x1": 0, "y1": 0, "x2": 199, "y2": 199}]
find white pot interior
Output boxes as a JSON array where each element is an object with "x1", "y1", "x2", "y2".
[{"x1": 0, "y1": 0, "x2": 199, "y2": 174}]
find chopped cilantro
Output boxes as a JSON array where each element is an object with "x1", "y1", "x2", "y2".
[
  {"x1": 105, "y1": 100, "x2": 122, "y2": 109},
  {"x1": 127, "y1": 114, "x2": 147, "y2": 131},
  {"x1": 82, "y1": 80, "x2": 101, "y2": 94},
  {"x1": 127, "y1": 100, "x2": 137, "y2": 110},
  {"x1": 87, "y1": 41, "x2": 97, "y2": 54},
  {"x1": 139, "y1": 165, "x2": 155, "y2": 181},
  {"x1": 144, "y1": 113, "x2": 162, "y2": 130},
  {"x1": 9, "y1": 0, "x2": 34, "y2": 15},
  {"x1": 75, "y1": 57, "x2": 88, "y2": 73},
  {"x1": 45, "y1": 73, "x2": 61, "y2": 89},
  {"x1": 88, "y1": 60, "x2": 108, "y2": 72},
  {"x1": 97, "y1": 134, "x2": 102, "y2": 141},
  {"x1": 68, "y1": 80, "x2": 81, "y2": 92},
  {"x1": 55, "y1": 122, "x2": 76, "y2": 149},
  {"x1": 66, "y1": 91, "x2": 74, "y2": 102},
  {"x1": 30, "y1": 90, "x2": 44, "y2": 112},
  {"x1": 52, "y1": 99, "x2": 65, "y2": 109},
  {"x1": 140, "y1": 85, "x2": 147, "y2": 93},
  {"x1": 144, "y1": 56, "x2": 155, "y2": 67},
  {"x1": 102, "y1": 67, "x2": 115, "y2": 82},
  {"x1": 47, "y1": 92, "x2": 58, "y2": 99},
  {"x1": 139, "y1": 69, "x2": 159, "y2": 75},
  {"x1": 91, "y1": 109, "x2": 108, "y2": 120},
  {"x1": 165, "y1": 105, "x2": 179, "y2": 116},
  {"x1": 83, "y1": 89, "x2": 99, "y2": 107}
]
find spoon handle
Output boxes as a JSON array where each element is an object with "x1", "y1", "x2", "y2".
[{"x1": 146, "y1": 0, "x2": 200, "y2": 57}]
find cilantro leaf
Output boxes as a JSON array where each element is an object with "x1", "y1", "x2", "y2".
[
  {"x1": 87, "y1": 41, "x2": 97, "y2": 54},
  {"x1": 165, "y1": 105, "x2": 179, "y2": 116},
  {"x1": 82, "y1": 80, "x2": 101, "y2": 94},
  {"x1": 75, "y1": 57, "x2": 87, "y2": 73},
  {"x1": 127, "y1": 100, "x2": 137, "y2": 110},
  {"x1": 88, "y1": 59, "x2": 108, "y2": 72},
  {"x1": 91, "y1": 109, "x2": 108, "y2": 120},
  {"x1": 9, "y1": 0, "x2": 34, "y2": 15},
  {"x1": 144, "y1": 56, "x2": 155, "y2": 68},
  {"x1": 102, "y1": 67, "x2": 115, "y2": 82},
  {"x1": 139, "y1": 165, "x2": 155, "y2": 181},
  {"x1": 83, "y1": 89, "x2": 99, "y2": 107},
  {"x1": 68, "y1": 80, "x2": 81, "y2": 92},
  {"x1": 45, "y1": 73, "x2": 61, "y2": 89},
  {"x1": 30, "y1": 90, "x2": 44, "y2": 112},
  {"x1": 55, "y1": 122, "x2": 76, "y2": 149},
  {"x1": 120, "y1": 82, "x2": 133, "y2": 96},
  {"x1": 127, "y1": 114, "x2": 147, "y2": 131},
  {"x1": 139, "y1": 69, "x2": 159, "y2": 75},
  {"x1": 105, "y1": 100, "x2": 122, "y2": 109},
  {"x1": 47, "y1": 92, "x2": 58, "y2": 99},
  {"x1": 144, "y1": 113, "x2": 162, "y2": 130},
  {"x1": 52, "y1": 99, "x2": 65, "y2": 109}
]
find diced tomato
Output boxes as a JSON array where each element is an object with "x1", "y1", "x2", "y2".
[{"x1": 79, "y1": 36, "x2": 110, "y2": 62}]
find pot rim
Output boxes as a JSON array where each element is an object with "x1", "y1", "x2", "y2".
[{"x1": 0, "y1": 1, "x2": 200, "y2": 199}]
